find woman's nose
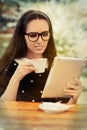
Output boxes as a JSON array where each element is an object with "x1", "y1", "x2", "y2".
[{"x1": 37, "y1": 36, "x2": 43, "y2": 43}]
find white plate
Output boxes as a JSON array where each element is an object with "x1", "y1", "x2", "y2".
[{"x1": 39, "y1": 102, "x2": 74, "y2": 113}]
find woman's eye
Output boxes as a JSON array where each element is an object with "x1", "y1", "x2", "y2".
[
  {"x1": 43, "y1": 32, "x2": 48, "y2": 36},
  {"x1": 29, "y1": 33, "x2": 37, "y2": 37}
]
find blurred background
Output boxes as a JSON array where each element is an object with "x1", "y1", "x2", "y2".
[{"x1": 0, "y1": 0, "x2": 87, "y2": 90}]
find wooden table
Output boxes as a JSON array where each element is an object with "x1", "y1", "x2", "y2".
[{"x1": 0, "y1": 100, "x2": 87, "y2": 130}]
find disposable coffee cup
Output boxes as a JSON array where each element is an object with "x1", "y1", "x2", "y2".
[{"x1": 30, "y1": 58, "x2": 48, "y2": 73}]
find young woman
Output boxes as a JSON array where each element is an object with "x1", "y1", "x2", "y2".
[{"x1": 0, "y1": 10, "x2": 82, "y2": 104}]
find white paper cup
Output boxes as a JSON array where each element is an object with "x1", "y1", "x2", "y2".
[{"x1": 30, "y1": 58, "x2": 48, "y2": 73}]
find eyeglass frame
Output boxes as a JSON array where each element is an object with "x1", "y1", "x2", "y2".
[{"x1": 24, "y1": 31, "x2": 50, "y2": 42}]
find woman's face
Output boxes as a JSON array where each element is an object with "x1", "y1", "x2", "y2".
[{"x1": 24, "y1": 19, "x2": 49, "y2": 58}]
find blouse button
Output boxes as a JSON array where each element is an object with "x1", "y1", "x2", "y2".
[
  {"x1": 30, "y1": 80, "x2": 34, "y2": 83},
  {"x1": 4, "y1": 68, "x2": 8, "y2": 72},
  {"x1": 40, "y1": 90, "x2": 43, "y2": 94},
  {"x1": 14, "y1": 63, "x2": 17, "y2": 66},
  {"x1": 32, "y1": 99, "x2": 35, "y2": 102},
  {"x1": 21, "y1": 90, "x2": 24, "y2": 93},
  {"x1": 39, "y1": 74, "x2": 42, "y2": 77}
]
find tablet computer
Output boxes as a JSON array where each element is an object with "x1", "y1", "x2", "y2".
[{"x1": 41, "y1": 56, "x2": 86, "y2": 103}]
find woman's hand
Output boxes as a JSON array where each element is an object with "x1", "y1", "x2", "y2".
[
  {"x1": 64, "y1": 77, "x2": 82, "y2": 104},
  {"x1": 13, "y1": 58, "x2": 36, "y2": 82}
]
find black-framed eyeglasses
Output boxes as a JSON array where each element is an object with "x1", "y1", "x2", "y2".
[{"x1": 25, "y1": 31, "x2": 50, "y2": 42}]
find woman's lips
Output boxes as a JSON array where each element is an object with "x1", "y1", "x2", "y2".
[{"x1": 35, "y1": 46, "x2": 44, "y2": 50}]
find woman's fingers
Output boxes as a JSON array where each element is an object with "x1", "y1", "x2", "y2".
[
  {"x1": 64, "y1": 78, "x2": 82, "y2": 103},
  {"x1": 13, "y1": 60, "x2": 36, "y2": 81},
  {"x1": 74, "y1": 77, "x2": 81, "y2": 86}
]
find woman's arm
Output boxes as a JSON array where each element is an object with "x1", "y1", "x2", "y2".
[
  {"x1": 0, "y1": 74, "x2": 20, "y2": 101},
  {"x1": 0, "y1": 59, "x2": 36, "y2": 101}
]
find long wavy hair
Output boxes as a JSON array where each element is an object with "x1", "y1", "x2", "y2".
[{"x1": 0, "y1": 10, "x2": 57, "y2": 72}]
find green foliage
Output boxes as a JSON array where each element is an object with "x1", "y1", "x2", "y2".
[
  {"x1": 82, "y1": 67, "x2": 87, "y2": 78},
  {"x1": 55, "y1": 37, "x2": 73, "y2": 56}
]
